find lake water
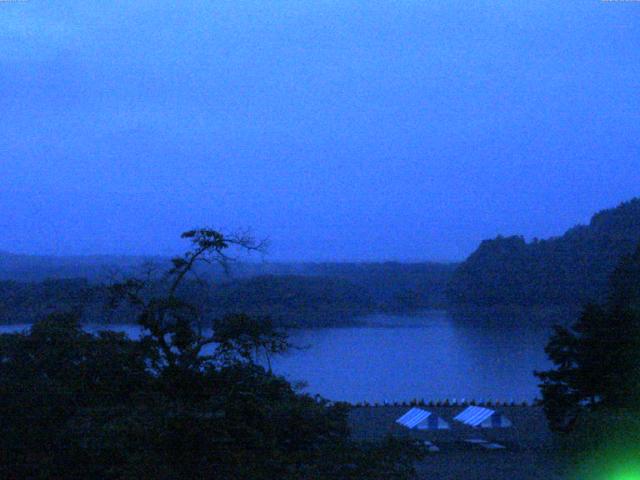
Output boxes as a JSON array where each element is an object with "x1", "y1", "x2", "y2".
[
  {"x1": 270, "y1": 309, "x2": 561, "y2": 404},
  {"x1": 0, "y1": 308, "x2": 571, "y2": 403}
]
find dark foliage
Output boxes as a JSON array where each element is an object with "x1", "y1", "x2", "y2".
[
  {"x1": 0, "y1": 265, "x2": 456, "y2": 327},
  {"x1": 296, "y1": 262, "x2": 457, "y2": 311},
  {"x1": 535, "y1": 243, "x2": 640, "y2": 432},
  {"x1": 448, "y1": 198, "x2": 640, "y2": 306},
  {"x1": 208, "y1": 275, "x2": 376, "y2": 326},
  {"x1": 0, "y1": 229, "x2": 425, "y2": 479},
  {"x1": 0, "y1": 276, "x2": 375, "y2": 328},
  {"x1": 0, "y1": 278, "x2": 105, "y2": 325},
  {"x1": 0, "y1": 251, "x2": 457, "y2": 312}
]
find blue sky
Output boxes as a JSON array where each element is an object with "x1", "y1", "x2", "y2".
[{"x1": 1, "y1": 1, "x2": 639, "y2": 261}]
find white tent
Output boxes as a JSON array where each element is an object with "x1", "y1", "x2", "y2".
[
  {"x1": 395, "y1": 408, "x2": 450, "y2": 430},
  {"x1": 453, "y1": 406, "x2": 512, "y2": 428}
]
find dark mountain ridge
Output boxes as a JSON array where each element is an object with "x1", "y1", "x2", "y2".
[{"x1": 448, "y1": 198, "x2": 640, "y2": 306}]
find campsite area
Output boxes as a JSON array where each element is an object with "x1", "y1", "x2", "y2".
[{"x1": 349, "y1": 405, "x2": 565, "y2": 480}]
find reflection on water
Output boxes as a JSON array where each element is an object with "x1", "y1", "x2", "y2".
[{"x1": 0, "y1": 308, "x2": 574, "y2": 403}]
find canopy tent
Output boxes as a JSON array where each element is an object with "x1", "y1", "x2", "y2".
[
  {"x1": 453, "y1": 406, "x2": 512, "y2": 428},
  {"x1": 395, "y1": 408, "x2": 450, "y2": 430}
]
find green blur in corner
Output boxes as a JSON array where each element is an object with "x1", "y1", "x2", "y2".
[{"x1": 566, "y1": 424, "x2": 640, "y2": 480}]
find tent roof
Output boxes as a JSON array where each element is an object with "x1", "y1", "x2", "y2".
[
  {"x1": 454, "y1": 406, "x2": 495, "y2": 427},
  {"x1": 395, "y1": 408, "x2": 433, "y2": 429}
]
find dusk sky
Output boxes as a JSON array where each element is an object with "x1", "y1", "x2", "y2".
[{"x1": 1, "y1": 1, "x2": 639, "y2": 261}]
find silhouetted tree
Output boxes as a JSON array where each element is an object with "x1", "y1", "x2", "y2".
[
  {"x1": 0, "y1": 311, "x2": 153, "y2": 478},
  {"x1": 108, "y1": 228, "x2": 268, "y2": 371},
  {"x1": 536, "y1": 244, "x2": 640, "y2": 432},
  {"x1": 212, "y1": 313, "x2": 288, "y2": 371},
  {"x1": 0, "y1": 229, "x2": 425, "y2": 479}
]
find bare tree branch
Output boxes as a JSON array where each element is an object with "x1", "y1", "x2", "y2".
[{"x1": 105, "y1": 227, "x2": 270, "y2": 370}]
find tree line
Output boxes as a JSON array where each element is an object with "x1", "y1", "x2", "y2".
[
  {"x1": 0, "y1": 265, "x2": 455, "y2": 328},
  {"x1": 0, "y1": 229, "x2": 424, "y2": 479},
  {"x1": 448, "y1": 198, "x2": 640, "y2": 307},
  {"x1": 536, "y1": 241, "x2": 640, "y2": 473}
]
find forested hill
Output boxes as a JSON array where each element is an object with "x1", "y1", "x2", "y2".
[
  {"x1": 0, "y1": 252, "x2": 162, "y2": 282},
  {"x1": 447, "y1": 198, "x2": 640, "y2": 307},
  {"x1": 0, "y1": 276, "x2": 375, "y2": 328},
  {"x1": 0, "y1": 252, "x2": 456, "y2": 310},
  {"x1": 0, "y1": 261, "x2": 456, "y2": 327}
]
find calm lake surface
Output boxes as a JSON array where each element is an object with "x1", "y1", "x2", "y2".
[
  {"x1": 270, "y1": 310, "x2": 562, "y2": 403},
  {"x1": 0, "y1": 309, "x2": 571, "y2": 403}
]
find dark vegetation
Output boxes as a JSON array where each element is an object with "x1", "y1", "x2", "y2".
[
  {"x1": 448, "y1": 198, "x2": 640, "y2": 307},
  {"x1": 536, "y1": 242, "x2": 640, "y2": 470},
  {"x1": 0, "y1": 255, "x2": 455, "y2": 327},
  {"x1": 292, "y1": 262, "x2": 455, "y2": 312},
  {"x1": 0, "y1": 229, "x2": 424, "y2": 479},
  {"x1": 3, "y1": 198, "x2": 640, "y2": 477},
  {"x1": 0, "y1": 278, "x2": 106, "y2": 325},
  {"x1": 4, "y1": 198, "x2": 640, "y2": 324},
  {"x1": 0, "y1": 275, "x2": 375, "y2": 327},
  {"x1": 207, "y1": 275, "x2": 375, "y2": 327},
  {"x1": 0, "y1": 251, "x2": 159, "y2": 282}
]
